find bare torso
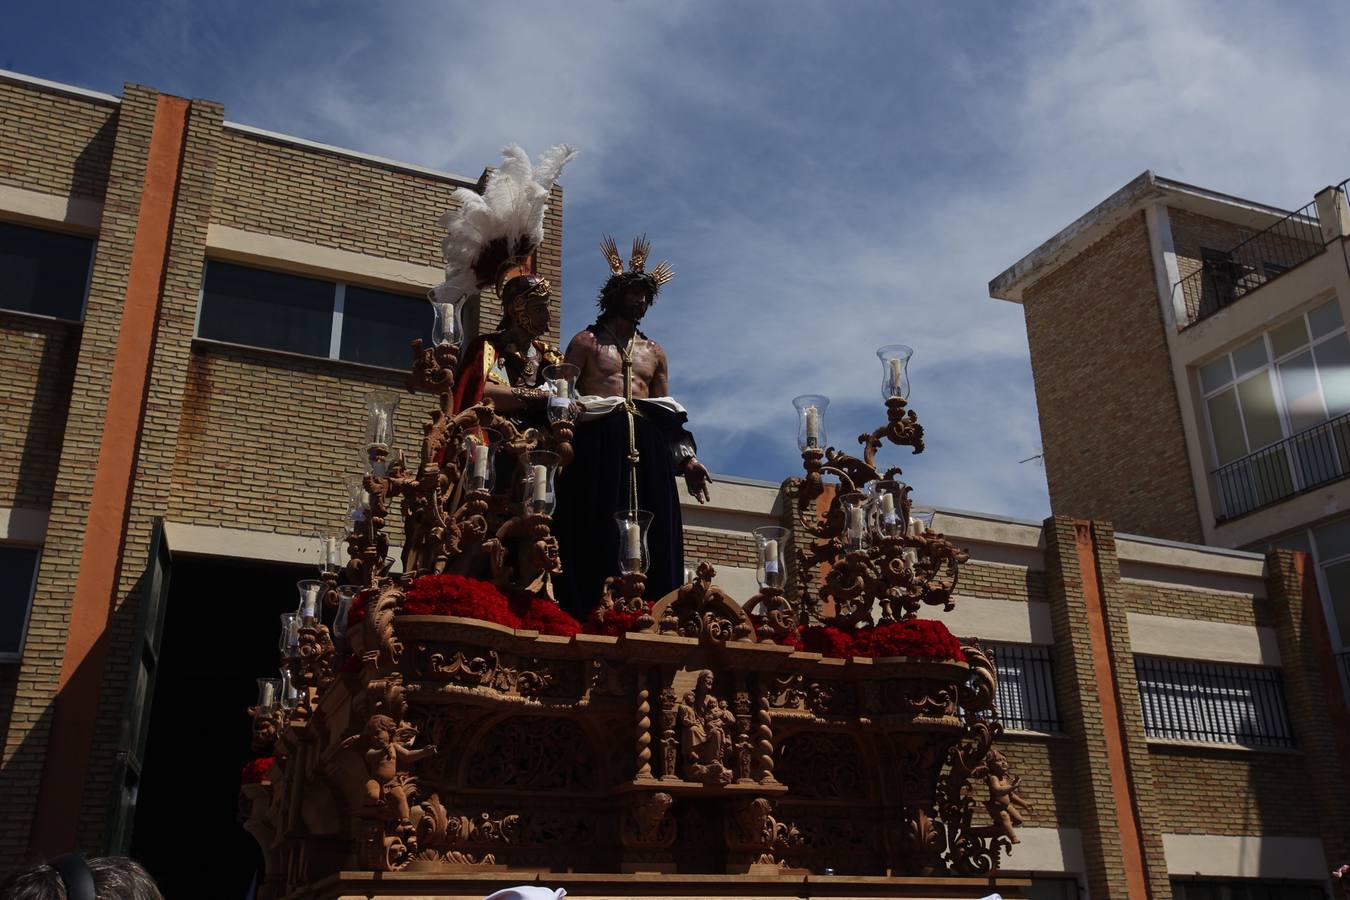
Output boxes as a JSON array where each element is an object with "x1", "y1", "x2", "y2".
[{"x1": 564, "y1": 323, "x2": 669, "y2": 398}]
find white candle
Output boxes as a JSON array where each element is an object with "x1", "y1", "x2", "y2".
[
  {"x1": 551, "y1": 378, "x2": 569, "y2": 399},
  {"x1": 763, "y1": 539, "x2": 779, "y2": 574},
  {"x1": 881, "y1": 494, "x2": 895, "y2": 517},
  {"x1": 471, "y1": 443, "x2": 489, "y2": 480},
  {"x1": 888, "y1": 357, "x2": 902, "y2": 394},
  {"x1": 532, "y1": 465, "x2": 549, "y2": 503},
  {"x1": 257, "y1": 681, "x2": 276, "y2": 709},
  {"x1": 624, "y1": 521, "x2": 642, "y2": 562},
  {"x1": 805, "y1": 406, "x2": 819, "y2": 445},
  {"x1": 909, "y1": 515, "x2": 925, "y2": 535},
  {"x1": 325, "y1": 537, "x2": 339, "y2": 567},
  {"x1": 301, "y1": 584, "x2": 320, "y2": 620},
  {"x1": 849, "y1": 507, "x2": 865, "y2": 539},
  {"x1": 287, "y1": 614, "x2": 301, "y2": 648}
]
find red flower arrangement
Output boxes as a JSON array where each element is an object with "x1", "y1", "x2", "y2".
[
  {"x1": 505, "y1": 587, "x2": 582, "y2": 637},
  {"x1": 582, "y1": 601, "x2": 654, "y2": 637},
  {"x1": 240, "y1": 756, "x2": 275, "y2": 785},
  {"x1": 393, "y1": 574, "x2": 581, "y2": 637},
  {"x1": 794, "y1": 619, "x2": 964, "y2": 662}
]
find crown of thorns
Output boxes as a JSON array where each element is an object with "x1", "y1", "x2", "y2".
[{"x1": 599, "y1": 235, "x2": 674, "y2": 294}]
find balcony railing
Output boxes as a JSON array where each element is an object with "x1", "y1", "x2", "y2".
[
  {"x1": 1212, "y1": 411, "x2": 1350, "y2": 522},
  {"x1": 1175, "y1": 198, "x2": 1324, "y2": 328}
]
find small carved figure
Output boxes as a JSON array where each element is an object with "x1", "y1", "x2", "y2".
[
  {"x1": 981, "y1": 750, "x2": 1031, "y2": 843},
  {"x1": 358, "y1": 714, "x2": 437, "y2": 826},
  {"x1": 676, "y1": 671, "x2": 735, "y2": 785}
]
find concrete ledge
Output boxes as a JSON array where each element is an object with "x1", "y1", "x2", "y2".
[
  {"x1": 1128, "y1": 612, "x2": 1280, "y2": 666},
  {"x1": 206, "y1": 224, "x2": 444, "y2": 293},
  {"x1": 0, "y1": 184, "x2": 103, "y2": 232},
  {"x1": 164, "y1": 521, "x2": 403, "y2": 571},
  {"x1": 0, "y1": 507, "x2": 48, "y2": 544},
  {"x1": 1163, "y1": 833, "x2": 1328, "y2": 880},
  {"x1": 937, "y1": 596, "x2": 1054, "y2": 645},
  {"x1": 1003, "y1": 826, "x2": 1085, "y2": 875}
]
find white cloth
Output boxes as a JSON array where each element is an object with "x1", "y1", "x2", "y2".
[
  {"x1": 573, "y1": 394, "x2": 687, "y2": 423},
  {"x1": 483, "y1": 889, "x2": 567, "y2": 900}
]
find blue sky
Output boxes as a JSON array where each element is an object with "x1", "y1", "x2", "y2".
[{"x1": 9, "y1": 0, "x2": 1350, "y2": 522}]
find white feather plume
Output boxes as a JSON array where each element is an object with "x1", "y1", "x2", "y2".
[{"x1": 433, "y1": 144, "x2": 578, "y2": 304}]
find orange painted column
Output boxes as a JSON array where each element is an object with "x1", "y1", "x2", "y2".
[
  {"x1": 29, "y1": 94, "x2": 190, "y2": 856},
  {"x1": 1073, "y1": 521, "x2": 1151, "y2": 899}
]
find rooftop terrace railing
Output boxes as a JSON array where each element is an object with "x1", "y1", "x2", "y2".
[{"x1": 1175, "y1": 198, "x2": 1324, "y2": 328}]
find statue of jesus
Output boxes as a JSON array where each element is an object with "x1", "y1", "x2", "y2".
[{"x1": 552, "y1": 236, "x2": 711, "y2": 618}]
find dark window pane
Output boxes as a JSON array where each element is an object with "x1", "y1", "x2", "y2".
[
  {"x1": 340, "y1": 285, "x2": 431, "y2": 370},
  {"x1": 0, "y1": 222, "x2": 92, "y2": 320},
  {"x1": 0, "y1": 545, "x2": 40, "y2": 656},
  {"x1": 198, "y1": 262, "x2": 334, "y2": 357}
]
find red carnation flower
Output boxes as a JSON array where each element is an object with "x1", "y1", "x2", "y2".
[
  {"x1": 241, "y1": 756, "x2": 275, "y2": 785},
  {"x1": 582, "y1": 601, "x2": 654, "y2": 637}
]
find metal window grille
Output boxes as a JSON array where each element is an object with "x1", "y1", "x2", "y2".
[
  {"x1": 1134, "y1": 656, "x2": 1294, "y2": 748},
  {"x1": 983, "y1": 643, "x2": 1061, "y2": 733}
]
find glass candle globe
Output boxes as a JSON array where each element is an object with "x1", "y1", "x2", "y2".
[
  {"x1": 543, "y1": 363, "x2": 580, "y2": 424},
  {"x1": 840, "y1": 492, "x2": 871, "y2": 552},
  {"x1": 615, "y1": 510, "x2": 654, "y2": 575},
  {"x1": 877, "y1": 344, "x2": 913, "y2": 401},
  {"x1": 255, "y1": 677, "x2": 280, "y2": 712},
  {"x1": 333, "y1": 585, "x2": 359, "y2": 646},
  {"x1": 279, "y1": 667, "x2": 299, "y2": 708},
  {"x1": 316, "y1": 530, "x2": 345, "y2": 575},
  {"x1": 428, "y1": 291, "x2": 463, "y2": 347},
  {"x1": 753, "y1": 525, "x2": 789, "y2": 590},
  {"x1": 464, "y1": 428, "x2": 500, "y2": 493},
  {"x1": 344, "y1": 473, "x2": 370, "y2": 523},
  {"x1": 279, "y1": 612, "x2": 300, "y2": 656},
  {"x1": 364, "y1": 391, "x2": 400, "y2": 455},
  {"x1": 792, "y1": 394, "x2": 829, "y2": 451},
  {"x1": 524, "y1": 450, "x2": 559, "y2": 516},
  {"x1": 296, "y1": 579, "x2": 324, "y2": 623}
]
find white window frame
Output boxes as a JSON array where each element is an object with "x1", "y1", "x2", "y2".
[
  {"x1": 1199, "y1": 302, "x2": 1348, "y2": 466},
  {"x1": 1197, "y1": 301, "x2": 1349, "y2": 517}
]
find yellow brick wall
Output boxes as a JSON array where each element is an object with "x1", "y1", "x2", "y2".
[
  {"x1": 682, "y1": 526, "x2": 758, "y2": 571},
  {"x1": 958, "y1": 560, "x2": 1047, "y2": 603},
  {"x1": 1148, "y1": 745, "x2": 1316, "y2": 836},
  {"x1": 0, "y1": 80, "x2": 115, "y2": 200},
  {"x1": 1023, "y1": 214, "x2": 1204, "y2": 543},
  {"x1": 0, "y1": 316, "x2": 79, "y2": 509},
  {"x1": 168, "y1": 345, "x2": 420, "y2": 532},
  {"x1": 1122, "y1": 578, "x2": 1274, "y2": 628},
  {"x1": 999, "y1": 736, "x2": 1079, "y2": 830}
]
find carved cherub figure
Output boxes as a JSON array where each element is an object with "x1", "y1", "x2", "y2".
[
  {"x1": 982, "y1": 750, "x2": 1031, "y2": 843},
  {"x1": 359, "y1": 714, "x2": 437, "y2": 825},
  {"x1": 676, "y1": 671, "x2": 735, "y2": 786}
]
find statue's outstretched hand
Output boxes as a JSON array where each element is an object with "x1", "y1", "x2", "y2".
[{"x1": 684, "y1": 458, "x2": 712, "y2": 504}]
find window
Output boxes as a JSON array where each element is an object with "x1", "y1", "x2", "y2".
[
  {"x1": 1198, "y1": 300, "x2": 1350, "y2": 519},
  {"x1": 1135, "y1": 656, "x2": 1293, "y2": 748},
  {"x1": 196, "y1": 261, "x2": 431, "y2": 369},
  {"x1": 1172, "y1": 880, "x2": 1323, "y2": 900},
  {"x1": 0, "y1": 221, "x2": 93, "y2": 320},
  {"x1": 0, "y1": 545, "x2": 41, "y2": 661},
  {"x1": 988, "y1": 642, "x2": 1061, "y2": 732}
]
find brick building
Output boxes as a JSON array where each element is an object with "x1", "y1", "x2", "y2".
[{"x1": 2, "y1": 70, "x2": 1347, "y2": 899}]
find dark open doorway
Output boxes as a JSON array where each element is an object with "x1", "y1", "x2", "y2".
[{"x1": 129, "y1": 554, "x2": 310, "y2": 899}]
